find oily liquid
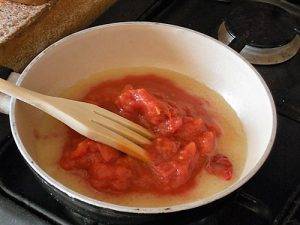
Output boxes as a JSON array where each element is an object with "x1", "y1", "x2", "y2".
[{"x1": 33, "y1": 67, "x2": 247, "y2": 207}]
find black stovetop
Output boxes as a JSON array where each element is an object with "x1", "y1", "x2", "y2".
[{"x1": 0, "y1": 1, "x2": 299, "y2": 225}]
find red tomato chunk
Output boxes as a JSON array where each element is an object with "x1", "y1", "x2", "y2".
[{"x1": 60, "y1": 75, "x2": 233, "y2": 195}]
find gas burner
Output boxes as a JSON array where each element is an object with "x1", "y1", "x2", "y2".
[{"x1": 218, "y1": 1, "x2": 300, "y2": 65}]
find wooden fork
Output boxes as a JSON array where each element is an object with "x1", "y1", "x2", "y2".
[{"x1": 0, "y1": 78, "x2": 154, "y2": 162}]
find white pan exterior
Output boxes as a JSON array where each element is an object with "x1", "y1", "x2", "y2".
[{"x1": 7, "y1": 22, "x2": 276, "y2": 213}]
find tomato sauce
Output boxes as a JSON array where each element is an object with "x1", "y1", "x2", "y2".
[{"x1": 60, "y1": 75, "x2": 233, "y2": 195}]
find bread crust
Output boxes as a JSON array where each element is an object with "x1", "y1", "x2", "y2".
[{"x1": 9, "y1": 0, "x2": 50, "y2": 5}]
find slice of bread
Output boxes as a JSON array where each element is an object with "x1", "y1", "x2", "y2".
[
  {"x1": 0, "y1": 0, "x2": 116, "y2": 72},
  {"x1": 8, "y1": 0, "x2": 50, "y2": 5},
  {"x1": 0, "y1": 0, "x2": 52, "y2": 44}
]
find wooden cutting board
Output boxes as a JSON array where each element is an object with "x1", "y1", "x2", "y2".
[{"x1": 0, "y1": 0, "x2": 116, "y2": 72}]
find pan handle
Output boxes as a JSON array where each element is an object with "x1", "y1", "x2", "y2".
[
  {"x1": 0, "y1": 67, "x2": 21, "y2": 114},
  {"x1": 234, "y1": 191, "x2": 273, "y2": 224}
]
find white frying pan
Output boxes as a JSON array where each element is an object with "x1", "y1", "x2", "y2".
[{"x1": 0, "y1": 22, "x2": 276, "y2": 215}]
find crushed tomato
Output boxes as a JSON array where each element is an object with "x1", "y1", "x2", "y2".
[{"x1": 60, "y1": 75, "x2": 233, "y2": 195}]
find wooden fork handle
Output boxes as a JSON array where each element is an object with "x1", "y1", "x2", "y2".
[
  {"x1": 0, "y1": 78, "x2": 67, "y2": 131},
  {"x1": 0, "y1": 78, "x2": 48, "y2": 109}
]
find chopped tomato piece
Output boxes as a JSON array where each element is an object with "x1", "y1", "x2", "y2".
[
  {"x1": 88, "y1": 163, "x2": 132, "y2": 193},
  {"x1": 150, "y1": 137, "x2": 179, "y2": 162},
  {"x1": 59, "y1": 155, "x2": 75, "y2": 170},
  {"x1": 88, "y1": 163, "x2": 114, "y2": 180},
  {"x1": 116, "y1": 88, "x2": 183, "y2": 134},
  {"x1": 198, "y1": 131, "x2": 216, "y2": 156},
  {"x1": 116, "y1": 88, "x2": 165, "y2": 125},
  {"x1": 111, "y1": 166, "x2": 133, "y2": 191},
  {"x1": 70, "y1": 140, "x2": 96, "y2": 159},
  {"x1": 156, "y1": 112, "x2": 183, "y2": 135},
  {"x1": 176, "y1": 117, "x2": 207, "y2": 141},
  {"x1": 205, "y1": 154, "x2": 233, "y2": 180},
  {"x1": 178, "y1": 142, "x2": 197, "y2": 162},
  {"x1": 98, "y1": 144, "x2": 121, "y2": 162},
  {"x1": 152, "y1": 142, "x2": 199, "y2": 190}
]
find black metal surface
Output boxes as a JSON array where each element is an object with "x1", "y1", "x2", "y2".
[
  {"x1": 274, "y1": 185, "x2": 300, "y2": 225},
  {"x1": 0, "y1": 67, "x2": 13, "y2": 146},
  {"x1": 0, "y1": 196, "x2": 51, "y2": 225},
  {"x1": 286, "y1": 0, "x2": 300, "y2": 6},
  {"x1": 0, "y1": 0, "x2": 299, "y2": 224},
  {"x1": 0, "y1": 67, "x2": 13, "y2": 80},
  {"x1": 256, "y1": 53, "x2": 300, "y2": 123},
  {"x1": 136, "y1": 0, "x2": 177, "y2": 21},
  {"x1": 228, "y1": 37, "x2": 247, "y2": 52},
  {"x1": 225, "y1": 1, "x2": 297, "y2": 48}
]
